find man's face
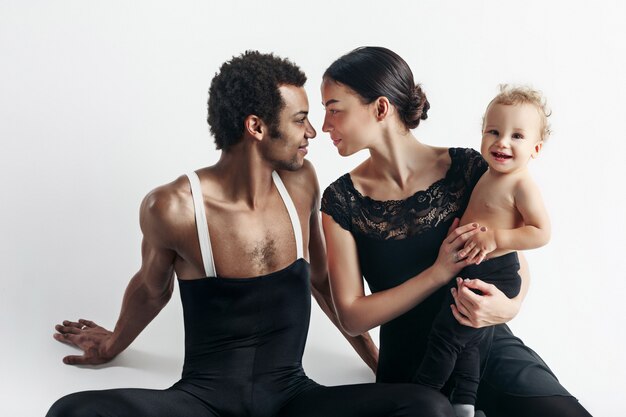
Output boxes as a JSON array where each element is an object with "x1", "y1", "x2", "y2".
[{"x1": 261, "y1": 85, "x2": 316, "y2": 171}]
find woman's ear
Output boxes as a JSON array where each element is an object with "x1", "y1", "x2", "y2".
[{"x1": 374, "y1": 96, "x2": 391, "y2": 121}]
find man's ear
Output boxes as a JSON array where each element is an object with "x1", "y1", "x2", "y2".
[{"x1": 244, "y1": 115, "x2": 265, "y2": 142}]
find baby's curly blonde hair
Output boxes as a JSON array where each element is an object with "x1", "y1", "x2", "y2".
[{"x1": 484, "y1": 84, "x2": 552, "y2": 141}]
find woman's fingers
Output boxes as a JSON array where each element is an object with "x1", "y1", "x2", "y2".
[
  {"x1": 465, "y1": 247, "x2": 482, "y2": 264},
  {"x1": 475, "y1": 251, "x2": 487, "y2": 265},
  {"x1": 451, "y1": 284, "x2": 474, "y2": 318},
  {"x1": 459, "y1": 241, "x2": 476, "y2": 258},
  {"x1": 446, "y1": 222, "x2": 479, "y2": 244},
  {"x1": 461, "y1": 278, "x2": 494, "y2": 295},
  {"x1": 449, "y1": 229, "x2": 482, "y2": 251},
  {"x1": 450, "y1": 304, "x2": 475, "y2": 328}
]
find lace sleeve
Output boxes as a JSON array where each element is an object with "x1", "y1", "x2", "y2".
[
  {"x1": 462, "y1": 147, "x2": 488, "y2": 191},
  {"x1": 320, "y1": 177, "x2": 352, "y2": 232}
]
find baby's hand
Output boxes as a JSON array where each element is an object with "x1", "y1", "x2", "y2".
[{"x1": 460, "y1": 226, "x2": 496, "y2": 264}]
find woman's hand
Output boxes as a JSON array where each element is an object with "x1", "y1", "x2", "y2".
[
  {"x1": 433, "y1": 219, "x2": 481, "y2": 280},
  {"x1": 462, "y1": 226, "x2": 496, "y2": 264},
  {"x1": 53, "y1": 319, "x2": 116, "y2": 365},
  {"x1": 450, "y1": 278, "x2": 521, "y2": 328}
]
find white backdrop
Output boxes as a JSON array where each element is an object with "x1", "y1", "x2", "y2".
[{"x1": 1, "y1": 1, "x2": 625, "y2": 416}]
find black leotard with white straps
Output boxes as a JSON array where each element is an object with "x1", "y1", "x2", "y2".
[
  {"x1": 172, "y1": 171, "x2": 318, "y2": 417},
  {"x1": 46, "y1": 170, "x2": 455, "y2": 417}
]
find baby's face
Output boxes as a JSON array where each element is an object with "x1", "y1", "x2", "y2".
[{"x1": 481, "y1": 102, "x2": 544, "y2": 175}]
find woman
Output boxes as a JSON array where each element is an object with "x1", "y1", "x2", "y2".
[{"x1": 320, "y1": 46, "x2": 591, "y2": 417}]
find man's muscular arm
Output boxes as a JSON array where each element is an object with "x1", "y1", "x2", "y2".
[
  {"x1": 303, "y1": 162, "x2": 379, "y2": 373},
  {"x1": 53, "y1": 187, "x2": 178, "y2": 365}
]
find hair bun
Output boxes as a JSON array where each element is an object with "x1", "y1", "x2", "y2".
[
  {"x1": 324, "y1": 47, "x2": 429, "y2": 131},
  {"x1": 401, "y1": 84, "x2": 429, "y2": 129}
]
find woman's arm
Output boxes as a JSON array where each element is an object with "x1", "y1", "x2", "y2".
[
  {"x1": 323, "y1": 214, "x2": 481, "y2": 336},
  {"x1": 450, "y1": 251, "x2": 530, "y2": 328},
  {"x1": 307, "y1": 173, "x2": 379, "y2": 372}
]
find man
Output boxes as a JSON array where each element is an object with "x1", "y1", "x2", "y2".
[{"x1": 47, "y1": 51, "x2": 452, "y2": 417}]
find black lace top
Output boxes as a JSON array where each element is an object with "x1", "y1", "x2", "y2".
[{"x1": 321, "y1": 147, "x2": 487, "y2": 383}]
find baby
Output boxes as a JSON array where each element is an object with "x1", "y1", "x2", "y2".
[{"x1": 414, "y1": 85, "x2": 552, "y2": 417}]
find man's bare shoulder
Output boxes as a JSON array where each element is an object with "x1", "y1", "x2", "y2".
[
  {"x1": 140, "y1": 175, "x2": 194, "y2": 243},
  {"x1": 142, "y1": 175, "x2": 193, "y2": 219},
  {"x1": 277, "y1": 160, "x2": 318, "y2": 192},
  {"x1": 276, "y1": 160, "x2": 319, "y2": 208}
]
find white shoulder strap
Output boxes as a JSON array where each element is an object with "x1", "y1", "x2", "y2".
[
  {"x1": 186, "y1": 171, "x2": 217, "y2": 277},
  {"x1": 272, "y1": 171, "x2": 304, "y2": 260}
]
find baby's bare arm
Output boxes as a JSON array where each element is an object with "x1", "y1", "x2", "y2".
[{"x1": 495, "y1": 177, "x2": 551, "y2": 251}]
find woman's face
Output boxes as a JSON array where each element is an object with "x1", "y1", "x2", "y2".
[{"x1": 320, "y1": 78, "x2": 379, "y2": 156}]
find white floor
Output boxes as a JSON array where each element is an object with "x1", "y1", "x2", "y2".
[
  {"x1": 3, "y1": 289, "x2": 377, "y2": 416},
  {"x1": 1, "y1": 277, "x2": 618, "y2": 416}
]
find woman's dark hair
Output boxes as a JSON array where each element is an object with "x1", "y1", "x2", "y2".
[
  {"x1": 323, "y1": 46, "x2": 429, "y2": 130},
  {"x1": 208, "y1": 51, "x2": 306, "y2": 151}
]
